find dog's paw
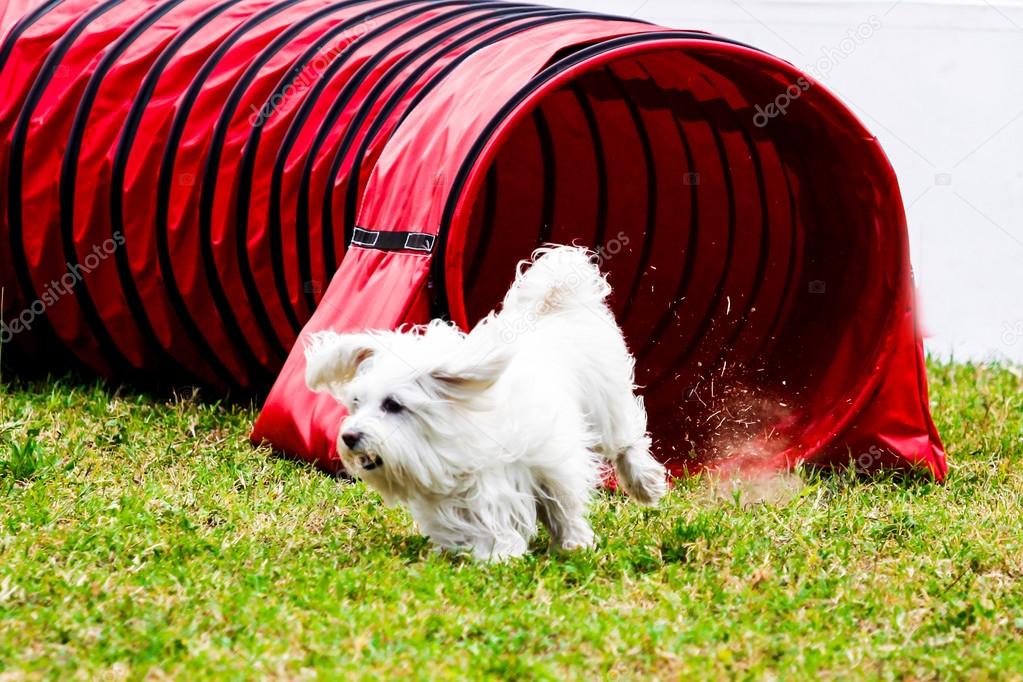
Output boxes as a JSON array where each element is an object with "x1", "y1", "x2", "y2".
[
  {"x1": 559, "y1": 537, "x2": 596, "y2": 552},
  {"x1": 615, "y1": 444, "x2": 669, "y2": 506},
  {"x1": 557, "y1": 524, "x2": 595, "y2": 552},
  {"x1": 469, "y1": 534, "x2": 529, "y2": 562},
  {"x1": 629, "y1": 470, "x2": 668, "y2": 506},
  {"x1": 474, "y1": 547, "x2": 527, "y2": 563}
]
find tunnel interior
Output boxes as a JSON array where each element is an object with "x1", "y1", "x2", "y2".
[{"x1": 448, "y1": 45, "x2": 903, "y2": 473}]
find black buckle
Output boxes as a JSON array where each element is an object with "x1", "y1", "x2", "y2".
[
  {"x1": 351, "y1": 227, "x2": 435, "y2": 253},
  {"x1": 351, "y1": 227, "x2": 379, "y2": 247},
  {"x1": 403, "y1": 233, "x2": 435, "y2": 252}
]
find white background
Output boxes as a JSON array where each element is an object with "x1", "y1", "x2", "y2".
[{"x1": 537, "y1": 0, "x2": 1023, "y2": 363}]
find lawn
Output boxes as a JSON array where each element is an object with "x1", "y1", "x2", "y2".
[{"x1": 1, "y1": 361, "x2": 1021, "y2": 679}]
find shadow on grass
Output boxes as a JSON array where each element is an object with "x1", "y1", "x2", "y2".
[
  {"x1": 0, "y1": 368, "x2": 356, "y2": 493},
  {"x1": 0, "y1": 361, "x2": 265, "y2": 407}
]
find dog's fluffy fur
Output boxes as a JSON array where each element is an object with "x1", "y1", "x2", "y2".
[{"x1": 305, "y1": 246, "x2": 667, "y2": 561}]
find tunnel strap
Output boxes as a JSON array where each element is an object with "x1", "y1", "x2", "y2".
[{"x1": 351, "y1": 226, "x2": 437, "y2": 253}]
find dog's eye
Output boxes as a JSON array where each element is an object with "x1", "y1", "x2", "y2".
[{"x1": 381, "y1": 397, "x2": 405, "y2": 414}]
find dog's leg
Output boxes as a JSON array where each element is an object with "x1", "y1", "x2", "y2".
[
  {"x1": 536, "y1": 477, "x2": 595, "y2": 552},
  {"x1": 607, "y1": 397, "x2": 667, "y2": 506},
  {"x1": 461, "y1": 502, "x2": 531, "y2": 562},
  {"x1": 409, "y1": 501, "x2": 474, "y2": 555},
  {"x1": 413, "y1": 504, "x2": 528, "y2": 561},
  {"x1": 457, "y1": 482, "x2": 535, "y2": 562}
]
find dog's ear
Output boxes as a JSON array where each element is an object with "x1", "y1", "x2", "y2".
[
  {"x1": 430, "y1": 348, "x2": 510, "y2": 402},
  {"x1": 304, "y1": 331, "x2": 377, "y2": 399}
]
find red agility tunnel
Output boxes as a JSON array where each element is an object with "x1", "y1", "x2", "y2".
[{"x1": 0, "y1": 0, "x2": 946, "y2": 480}]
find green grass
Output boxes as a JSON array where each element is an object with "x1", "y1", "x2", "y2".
[{"x1": 1, "y1": 361, "x2": 1021, "y2": 679}]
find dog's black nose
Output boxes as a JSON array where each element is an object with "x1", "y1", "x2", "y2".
[{"x1": 341, "y1": 431, "x2": 362, "y2": 450}]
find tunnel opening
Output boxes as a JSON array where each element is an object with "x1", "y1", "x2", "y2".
[{"x1": 444, "y1": 43, "x2": 906, "y2": 474}]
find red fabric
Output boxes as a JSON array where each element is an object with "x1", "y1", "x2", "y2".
[{"x1": 251, "y1": 247, "x2": 432, "y2": 471}]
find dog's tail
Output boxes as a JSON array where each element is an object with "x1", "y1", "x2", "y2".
[{"x1": 501, "y1": 245, "x2": 611, "y2": 317}]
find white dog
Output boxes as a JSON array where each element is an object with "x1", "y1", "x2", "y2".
[{"x1": 304, "y1": 246, "x2": 667, "y2": 561}]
